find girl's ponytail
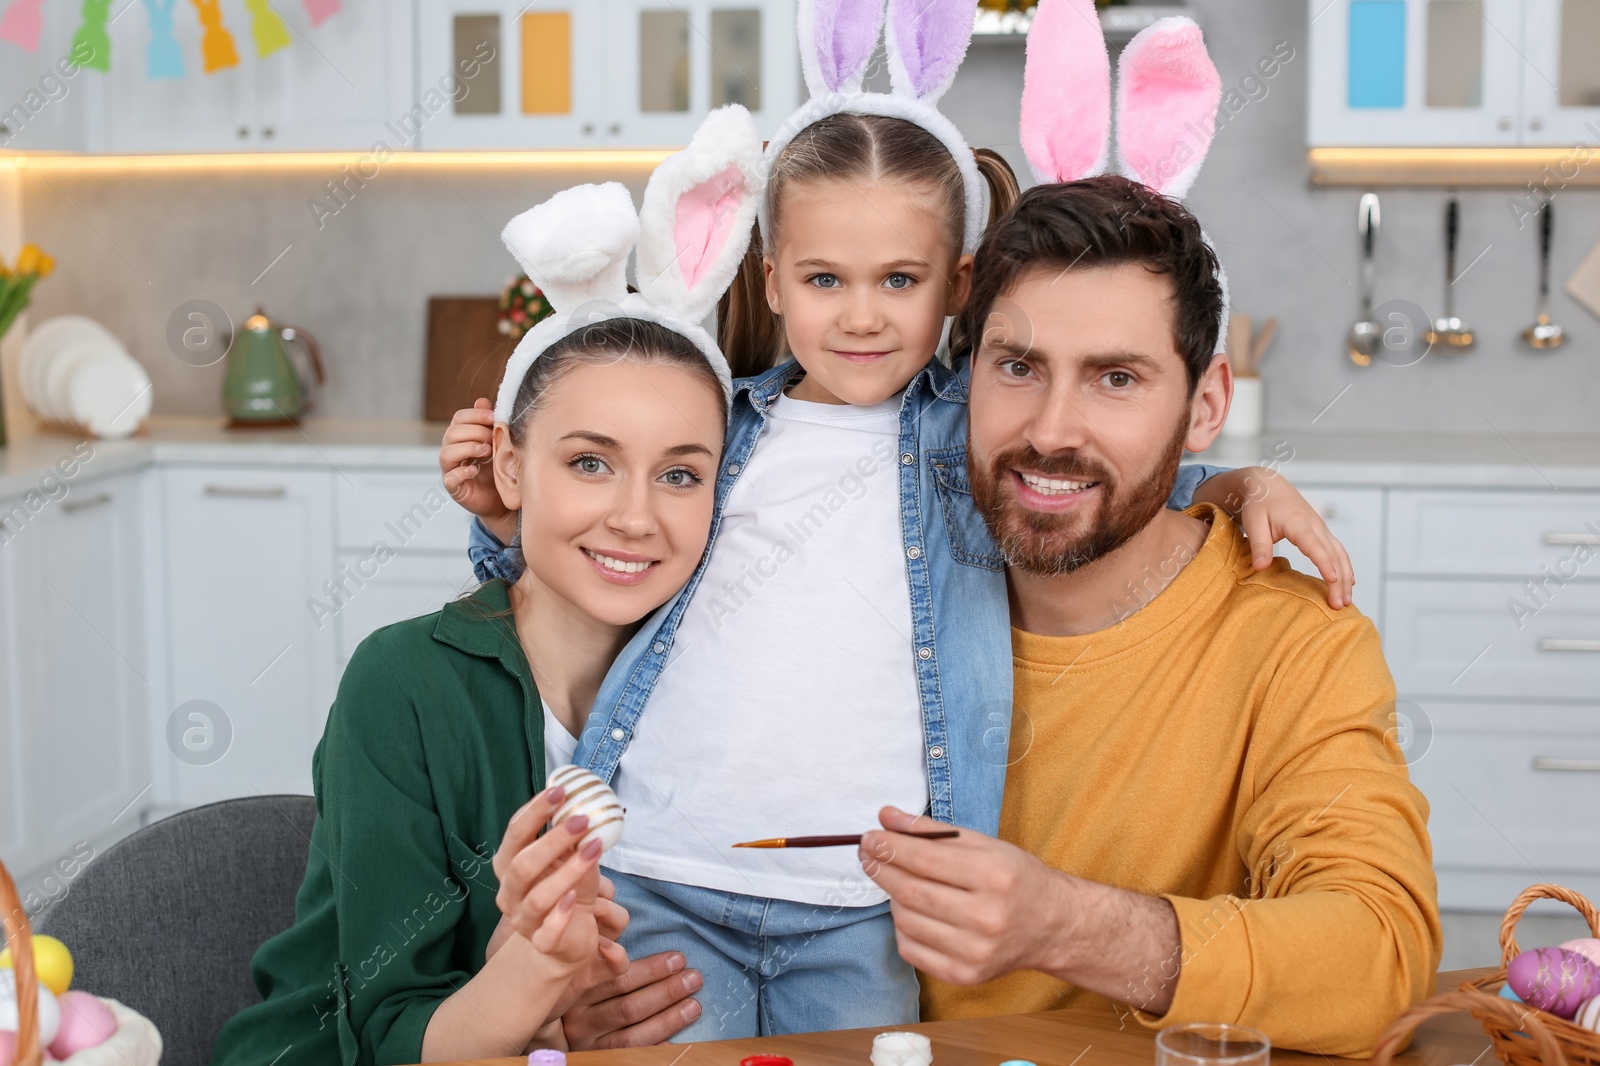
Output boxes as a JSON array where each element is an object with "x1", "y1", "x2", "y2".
[
  {"x1": 716, "y1": 221, "x2": 785, "y2": 379},
  {"x1": 949, "y1": 147, "x2": 1023, "y2": 361}
]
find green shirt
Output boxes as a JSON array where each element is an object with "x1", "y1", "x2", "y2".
[{"x1": 212, "y1": 579, "x2": 546, "y2": 1066}]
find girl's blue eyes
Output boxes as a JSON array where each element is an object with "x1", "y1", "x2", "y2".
[
  {"x1": 806, "y1": 273, "x2": 917, "y2": 290},
  {"x1": 885, "y1": 273, "x2": 914, "y2": 290},
  {"x1": 568, "y1": 453, "x2": 704, "y2": 488}
]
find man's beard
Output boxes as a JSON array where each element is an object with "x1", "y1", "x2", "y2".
[{"x1": 969, "y1": 417, "x2": 1189, "y2": 577}]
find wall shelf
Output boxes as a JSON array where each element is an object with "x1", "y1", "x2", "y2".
[
  {"x1": 1308, "y1": 147, "x2": 1600, "y2": 187},
  {"x1": 971, "y1": 5, "x2": 1191, "y2": 45}
]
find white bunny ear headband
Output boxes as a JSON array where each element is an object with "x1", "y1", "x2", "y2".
[
  {"x1": 492, "y1": 105, "x2": 764, "y2": 424},
  {"x1": 759, "y1": 0, "x2": 987, "y2": 255},
  {"x1": 1020, "y1": 0, "x2": 1230, "y2": 354}
]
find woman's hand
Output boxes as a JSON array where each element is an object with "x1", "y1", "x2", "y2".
[
  {"x1": 493, "y1": 784, "x2": 607, "y2": 941},
  {"x1": 440, "y1": 398, "x2": 517, "y2": 542},
  {"x1": 562, "y1": 951, "x2": 704, "y2": 1049},
  {"x1": 1194, "y1": 466, "x2": 1355, "y2": 609}
]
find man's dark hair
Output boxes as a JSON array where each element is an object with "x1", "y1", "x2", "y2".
[{"x1": 958, "y1": 174, "x2": 1224, "y2": 393}]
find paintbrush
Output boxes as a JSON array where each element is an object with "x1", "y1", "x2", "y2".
[{"x1": 733, "y1": 830, "x2": 961, "y2": 848}]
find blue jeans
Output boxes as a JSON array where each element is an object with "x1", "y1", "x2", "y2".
[{"x1": 608, "y1": 869, "x2": 920, "y2": 1041}]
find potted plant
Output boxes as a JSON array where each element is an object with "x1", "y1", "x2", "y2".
[{"x1": 0, "y1": 243, "x2": 57, "y2": 448}]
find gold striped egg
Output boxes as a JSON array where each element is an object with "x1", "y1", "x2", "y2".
[
  {"x1": 1577, "y1": 994, "x2": 1600, "y2": 1033},
  {"x1": 547, "y1": 764, "x2": 625, "y2": 851}
]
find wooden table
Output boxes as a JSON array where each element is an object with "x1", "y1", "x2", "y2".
[{"x1": 425, "y1": 969, "x2": 1498, "y2": 1066}]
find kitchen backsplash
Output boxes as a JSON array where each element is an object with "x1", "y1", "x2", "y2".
[{"x1": 14, "y1": 0, "x2": 1600, "y2": 433}]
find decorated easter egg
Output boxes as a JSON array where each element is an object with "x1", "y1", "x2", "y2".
[
  {"x1": 547, "y1": 765, "x2": 625, "y2": 852},
  {"x1": 1562, "y1": 939, "x2": 1600, "y2": 968},
  {"x1": 1507, "y1": 947, "x2": 1600, "y2": 1017},
  {"x1": 0, "y1": 936, "x2": 73, "y2": 996},
  {"x1": 49, "y1": 990, "x2": 116, "y2": 1058},
  {"x1": 0, "y1": 970, "x2": 62, "y2": 1048},
  {"x1": 1576, "y1": 994, "x2": 1600, "y2": 1034}
]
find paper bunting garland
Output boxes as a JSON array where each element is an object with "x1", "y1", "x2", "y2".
[
  {"x1": 72, "y1": 0, "x2": 112, "y2": 70},
  {"x1": 245, "y1": 0, "x2": 291, "y2": 57},
  {"x1": 0, "y1": 0, "x2": 45, "y2": 52},
  {"x1": 144, "y1": 0, "x2": 184, "y2": 77},
  {"x1": 190, "y1": 0, "x2": 239, "y2": 72},
  {"x1": 302, "y1": 0, "x2": 340, "y2": 29}
]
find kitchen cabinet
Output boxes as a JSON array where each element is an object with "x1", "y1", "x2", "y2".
[
  {"x1": 1273, "y1": 485, "x2": 1385, "y2": 623},
  {"x1": 416, "y1": 0, "x2": 799, "y2": 148},
  {"x1": 0, "y1": 471, "x2": 151, "y2": 884},
  {"x1": 1307, "y1": 0, "x2": 1600, "y2": 147},
  {"x1": 334, "y1": 553, "x2": 476, "y2": 668},
  {"x1": 0, "y1": 0, "x2": 95, "y2": 151},
  {"x1": 159, "y1": 466, "x2": 338, "y2": 804},
  {"x1": 95, "y1": 0, "x2": 415, "y2": 152},
  {"x1": 0, "y1": 506, "x2": 24, "y2": 871}
]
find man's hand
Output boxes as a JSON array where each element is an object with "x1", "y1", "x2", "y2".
[
  {"x1": 562, "y1": 951, "x2": 704, "y2": 1049},
  {"x1": 860, "y1": 806, "x2": 1182, "y2": 1014}
]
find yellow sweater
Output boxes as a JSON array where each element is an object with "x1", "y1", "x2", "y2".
[{"x1": 922, "y1": 507, "x2": 1441, "y2": 1057}]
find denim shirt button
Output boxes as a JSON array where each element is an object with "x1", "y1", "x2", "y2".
[
  {"x1": 610, "y1": 727, "x2": 626, "y2": 742},
  {"x1": 652, "y1": 641, "x2": 666, "y2": 653},
  {"x1": 917, "y1": 647, "x2": 933, "y2": 660},
  {"x1": 727, "y1": 464, "x2": 741, "y2": 476},
  {"x1": 929, "y1": 745, "x2": 945, "y2": 760},
  {"x1": 900, "y1": 452, "x2": 914, "y2": 465},
  {"x1": 906, "y1": 546, "x2": 921, "y2": 560}
]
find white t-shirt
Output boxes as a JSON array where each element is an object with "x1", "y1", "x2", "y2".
[
  {"x1": 543, "y1": 698, "x2": 579, "y2": 774},
  {"x1": 602, "y1": 393, "x2": 929, "y2": 905}
]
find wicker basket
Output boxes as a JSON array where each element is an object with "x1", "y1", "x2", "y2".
[{"x1": 1371, "y1": 882, "x2": 1600, "y2": 1066}]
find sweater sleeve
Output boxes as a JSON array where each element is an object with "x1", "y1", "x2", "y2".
[
  {"x1": 1137, "y1": 611, "x2": 1442, "y2": 1058},
  {"x1": 317, "y1": 637, "x2": 480, "y2": 1065},
  {"x1": 1168, "y1": 463, "x2": 1229, "y2": 510},
  {"x1": 467, "y1": 514, "x2": 525, "y2": 585}
]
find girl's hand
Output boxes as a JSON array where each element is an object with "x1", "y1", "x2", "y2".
[
  {"x1": 487, "y1": 875, "x2": 627, "y2": 965},
  {"x1": 1194, "y1": 466, "x2": 1355, "y2": 609},
  {"x1": 440, "y1": 398, "x2": 515, "y2": 536},
  {"x1": 493, "y1": 784, "x2": 607, "y2": 941}
]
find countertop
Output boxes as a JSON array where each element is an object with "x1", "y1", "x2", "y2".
[{"x1": 6, "y1": 417, "x2": 1600, "y2": 500}]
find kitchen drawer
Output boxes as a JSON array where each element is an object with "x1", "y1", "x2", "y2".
[
  {"x1": 1388, "y1": 489, "x2": 1600, "y2": 577},
  {"x1": 335, "y1": 472, "x2": 476, "y2": 554},
  {"x1": 1273, "y1": 486, "x2": 1384, "y2": 623},
  {"x1": 1407, "y1": 699, "x2": 1600, "y2": 877},
  {"x1": 1387, "y1": 579, "x2": 1600, "y2": 699}
]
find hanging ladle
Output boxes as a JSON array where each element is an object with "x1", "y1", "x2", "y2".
[
  {"x1": 1424, "y1": 195, "x2": 1475, "y2": 351},
  {"x1": 1522, "y1": 201, "x2": 1565, "y2": 350},
  {"x1": 1347, "y1": 192, "x2": 1380, "y2": 366}
]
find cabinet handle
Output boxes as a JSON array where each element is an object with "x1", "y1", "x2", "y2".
[
  {"x1": 1533, "y1": 757, "x2": 1600, "y2": 773},
  {"x1": 1538, "y1": 638, "x2": 1600, "y2": 653},
  {"x1": 1544, "y1": 532, "x2": 1600, "y2": 546},
  {"x1": 61, "y1": 493, "x2": 112, "y2": 514},
  {"x1": 1315, "y1": 504, "x2": 1338, "y2": 521},
  {"x1": 262, "y1": 126, "x2": 275, "y2": 139},
  {"x1": 237, "y1": 126, "x2": 250, "y2": 139},
  {"x1": 204, "y1": 484, "x2": 288, "y2": 498},
  {"x1": 608, "y1": 122, "x2": 622, "y2": 135},
  {"x1": 1497, "y1": 116, "x2": 1513, "y2": 131},
  {"x1": 1529, "y1": 116, "x2": 1544, "y2": 132},
  {"x1": 581, "y1": 122, "x2": 595, "y2": 135}
]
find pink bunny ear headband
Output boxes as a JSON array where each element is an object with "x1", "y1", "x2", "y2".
[
  {"x1": 1020, "y1": 0, "x2": 1230, "y2": 354},
  {"x1": 493, "y1": 105, "x2": 764, "y2": 423},
  {"x1": 759, "y1": 0, "x2": 987, "y2": 255}
]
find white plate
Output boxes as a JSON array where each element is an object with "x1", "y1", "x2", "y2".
[
  {"x1": 19, "y1": 315, "x2": 120, "y2": 419},
  {"x1": 68, "y1": 350, "x2": 151, "y2": 439},
  {"x1": 41, "y1": 340, "x2": 108, "y2": 423}
]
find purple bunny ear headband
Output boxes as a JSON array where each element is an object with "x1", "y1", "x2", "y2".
[
  {"x1": 1021, "y1": 0, "x2": 1230, "y2": 355},
  {"x1": 758, "y1": 0, "x2": 988, "y2": 256},
  {"x1": 493, "y1": 105, "x2": 764, "y2": 423}
]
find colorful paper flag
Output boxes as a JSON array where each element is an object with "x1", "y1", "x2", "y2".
[
  {"x1": 144, "y1": 0, "x2": 184, "y2": 77},
  {"x1": 244, "y1": 0, "x2": 291, "y2": 57},
  {"x1": 302, "y1": 0, "x2": 339, "y2": 29},
  {"x1": 0, "y1": 0, "x2": 46, "y2": 52},
  {"x1": 72, "y1": 0, "x2": 113, "y2": 71},
  {"x1": 191, "y1": 0, "x2": 239, "y2": 72}
]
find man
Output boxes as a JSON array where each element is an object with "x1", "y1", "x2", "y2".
[{"x1": 859, "y1": 176, "x2": 1441, "y2": 1057}]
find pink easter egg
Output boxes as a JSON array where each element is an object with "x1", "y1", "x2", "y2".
[
  {"x1": 49, "y1": 990, "x2": 116, "y2": 1059},
  {"x1": 0, "y1": 1030, "x2": 14, "y2": 1066},
  {"x1": 1562, "y1": 939, "x2": 1600, "y2": 968},
  {"x1": 1507, "y1": 947, "x2": 1600, "y2": 1017}
]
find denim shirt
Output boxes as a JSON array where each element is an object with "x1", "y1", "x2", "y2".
[{"x1": 468, "y1": 356, "x2": 1224, "y2": 838}]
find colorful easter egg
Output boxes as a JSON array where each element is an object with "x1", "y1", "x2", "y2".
[
  {"x1": 547, "y1": 765, "x2": 625, "y2": 851},
  {"x1": 0, "y1": 936, "x2": 73, "y2": 996},
  {"x1": 1561, "y1": 939, "x2": 1600, "y2": 968},
  {"x1": 0, "y1": 971, "x2": 62, "y2": 1048},
  {"x1": 1507, "y1": 947, "x2": 1600, "y2": 1018},
  {"x1": 1576, "y1": 994, "x2": 1600, "y2": 1034},
  {"x1": 49, "y1": 990, "x2": 116, "y2": 1058}
]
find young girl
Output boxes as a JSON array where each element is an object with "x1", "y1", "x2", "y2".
[
  {"x1": 451, "y1": 0, "x2": 1353, "y2": 1041},
  {"x1": 214, "y1": 108, "x2": 764, "y2": 1065}
]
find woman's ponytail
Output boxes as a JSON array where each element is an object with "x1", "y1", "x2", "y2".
[{"x1": 716, "y1": 221, "x2": 785, "y2": 379}]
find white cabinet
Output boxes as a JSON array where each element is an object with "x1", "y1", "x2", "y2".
[
  {"x1": 97, "y1": 0, "x2": 414, "y2": 152},
  {"x1": 334, "y1": 553, "x2": 476, "y2": 668},
  {"x1": 159, "y1": 466, "x2": 338, "y2": 803},
  {"x1": 0, "y1": 1, "x2": 95, "y2": 151},
  {"x1": 1274, "y1": 486, "x2": 1385, "y2": 624},
  {"x1": 1308, "y1": 0, "x2": 1600, "y2": 147},
  {"x1": 0, "y1": 471, "x2": 151, "y2": 884},
  {"x1": 417, "y1": 0, "x2": 798, "y2": 148},
  {"x1": 0, "y1": 506, "x2": 24, "y2": 868}
]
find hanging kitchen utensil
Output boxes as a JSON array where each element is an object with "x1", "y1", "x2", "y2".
[
  {"x1": 223, "y1": 308, "x2": 325, "y2": 427},
  {"x1": 1522, "y1": 201, "x2": 1565, "y2": 351},
  {"x1": 1347, "y1": 192, "x2": 1380, "y2": 366},
  {"x1": 1424, "y1": 195, "x2": 1475, "y2": 351}
]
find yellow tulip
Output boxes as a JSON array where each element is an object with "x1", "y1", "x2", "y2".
[
  {"x1": 35, "y1": 251, "x2": 55, "y2": 278},
  {"x1": 15, "y1": 243, "x2": 42, "y2": 276}
]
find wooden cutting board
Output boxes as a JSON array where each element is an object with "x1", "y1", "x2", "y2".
[{"x1": 423, "y1": 297, "x2": 515, "y2": 421}]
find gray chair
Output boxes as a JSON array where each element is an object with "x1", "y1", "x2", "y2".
[{"x1": 34, "y1": 795, "x2": 317, "y2": 1066}]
